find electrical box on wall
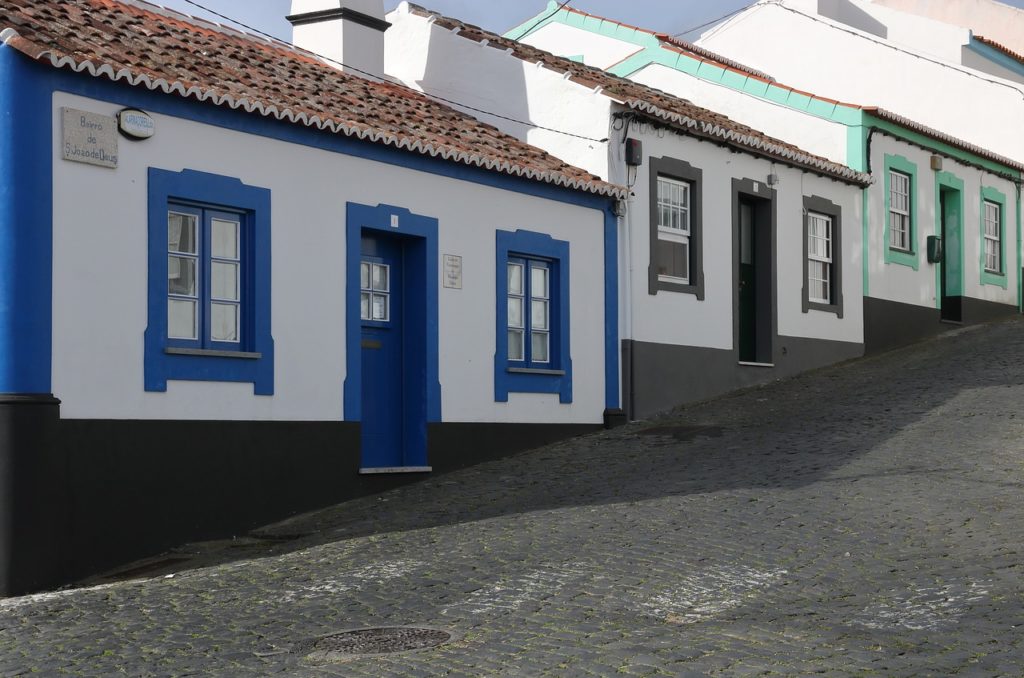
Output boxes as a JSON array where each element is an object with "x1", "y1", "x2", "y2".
[
  {"x1": 927, "y1": 235, "x2": 943, "y2": 263},
  {"x1": 625, "y1": 138, "x2": 643, "y2": 166}
]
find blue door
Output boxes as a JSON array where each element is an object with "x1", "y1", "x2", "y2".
[{"x1": 359, "y1": 234, "x2": 405, "y2": 470}]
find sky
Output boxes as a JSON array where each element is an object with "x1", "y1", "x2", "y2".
[{"x1": 152, "y1": 0, "x2": 760, "y2": 43}]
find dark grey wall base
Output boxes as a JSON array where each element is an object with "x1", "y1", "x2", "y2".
[
  {"x1": 864, "y1": 296, "x2": 1017, "y2": 354},
  {"x1": 0, "y1": 416, "x2": 598, "y2": 595},
  {"x1": 624, "y1": 335, "x2": 863, "y2": 419}
]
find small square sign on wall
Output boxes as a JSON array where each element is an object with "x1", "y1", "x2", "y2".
[{"x1": 443, "y1": 254, "x2": 463, "y2": 289}]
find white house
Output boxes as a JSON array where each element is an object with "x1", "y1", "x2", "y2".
[
  {"x1": 386, "y1": 3, "x2": 871, "y2": 420},
  {"x1": 694, "y1": 0, "x2": 1024, "y2": 166},
  {"x1": 506, "y1": 3, "x2": 1024, "y2": 353},
  {"x1": 0, "y1": 0, "x2": 626, "y2": 594}
]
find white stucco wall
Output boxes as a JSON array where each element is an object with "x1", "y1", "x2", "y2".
[
  {"x1": 50, "y1": 92, "x2": 609, "y2": 424},
  {"x1": 626, "y1": 124, "x2": 864, "y2": 349},
  {"x1": 698, "y1": 1, "x2": 1024, "y2": 165},
  {"x1": 385, "y1": 5, "x2": 613, "y2": 181},
  {"x1": 870, "y1": 0, "x2": 1024, "y2": 55},
  {"x1": 628, "y1": 63, "x2": 851, "y2": 166},
  {"x1": 518, "y1": 22, "x2": 644, "y2": 70},
  {"x1": 866, "y1": 134, "x2": 1020, "y2": 308}
]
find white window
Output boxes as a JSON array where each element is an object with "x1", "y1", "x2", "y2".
[
  {"x1": 360, "y1": 261, "x2": 390, "y2": 321},
  {"x1": 507, "y1": 259, "x2": 551, "y2": 364},
  {"x1": 889, "y1": 170, "x2": 911, "y2": 251},
  {"x1": 656, "y1": 176, "x2": 690, "y2": 283},
  {"x1": 984, "y1": 200, "x2": 1002, "y2": 273},
  {"x1": 167, "y1": 207, "x2": 242, "y2": 345},
  {"x1": 807, "y1": 212, "x2": 833, "y2": 304}
]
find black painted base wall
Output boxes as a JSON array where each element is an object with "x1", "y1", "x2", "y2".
[
  {"x1": 0, "y1": 414, "x2": 599, "y2": 595},
  {"x1": 864, "y1": 296, "x2": 1018, "y2": 355},
  {"x1": 623, "y1": 335, "x2": 863, "y2": 420}
]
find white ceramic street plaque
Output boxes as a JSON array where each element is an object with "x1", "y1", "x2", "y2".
[
  {"x1": 62, "y1": 108, "x2": 118, "y2": 168},
  {"x1": 443, "y1": 254, "x2": 462, "y2": 289}
]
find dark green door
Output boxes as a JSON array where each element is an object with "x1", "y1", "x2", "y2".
[
  {"x1": 738, "y1": 201, "x2": 757, "y2": 362},
  {"x1": 940, "y1": 188, "x2": 963, "y2": 322}
]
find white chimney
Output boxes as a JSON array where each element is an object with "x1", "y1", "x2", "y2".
[{"x1": 288, "y1": 0, "x2": 390, "y2": 79}]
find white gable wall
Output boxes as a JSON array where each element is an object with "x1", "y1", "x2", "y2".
[
  {"x1": 385, "y1": 6, "x2": 614, "y2": 182},
  {"x1": 518, "y1": 22, "x2": 644, "y2": 69},
  {"x1": 50, "y1": 92, "x2": 608, "y2": 423},
  {"x1": 698, "y1": 1, "x2": 1024, "y2": 164},
  {"x1": 628, "y1": 63, "x2": 851, "y2": 166}
]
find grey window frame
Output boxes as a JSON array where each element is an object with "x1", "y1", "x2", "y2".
[
  {"x1": 648, "y1": 156, "x2": 704, "y2": 299},
  {"x1": 802, "y1": 195, "x2": 843, "y2": 318}
]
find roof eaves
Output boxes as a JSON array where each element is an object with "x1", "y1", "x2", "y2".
[
  {"x1": 0, "y1": 22, "x2": 626, "y2": 200},
  {"x1": 625, "y1": 101, "x2": 872, "y2": 185},
  {"x1": 410, "y1": 6, "x2": 870, "y2": 186},
  {"x1": 863, "y1": 107, "x2": 1024, "y2": 173}
]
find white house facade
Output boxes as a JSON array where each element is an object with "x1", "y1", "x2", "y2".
[
  {"x1": 0, "y1": 0, "x2": 625, "y2": 594},
  {"x1": 386, "y1": 3, "x2": 871, "y2": 419},
  {"x1": 506, "y1": 3, "x2": 1024, "y2": 354}
]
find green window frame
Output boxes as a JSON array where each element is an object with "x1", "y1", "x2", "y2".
[
  {"x1": 883, "y1": 154, "x2": 919, "y2": 270},
  {"x1": 980, "y1": 186, "x2": 1008, "y2": 289}
]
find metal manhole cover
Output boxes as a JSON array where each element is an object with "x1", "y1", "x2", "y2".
[{"x1": 307, "y1": 627, "x2": 451, "y2": 659}]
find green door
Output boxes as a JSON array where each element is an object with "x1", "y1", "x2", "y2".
[{"x1": 940, "y1": 187, "x2": 963, "y2": 322}]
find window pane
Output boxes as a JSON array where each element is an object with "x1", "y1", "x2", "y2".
[
  {"x1": 168, "y1": 212, "x2": 197, "y2": 254},
  {"x1": 532, "y1": 332, "x2": 549, "y2": 363},
  {"x1": 360, "y1": 292, "x2": 370, "y2": 320},
  {"x1": 531, "y1": 266, "x2": 548, "y2": 299},
  {"x1": 372, "y1": 264, "x2": 388, "y2": 292},
  {"x1": 531, "y1": 299, "x2": 549, "y2": 330},
  {"x1": 168, "y1": 299, "x2": 197, "y2": 339},
  {"x1": 508, "y1": 329, "x2": 524, "y2": 360},
  {"x1": 168, "y1": 256, "x2": 196, "y2": 296},
  {"x1": 360, "y1": 262, "x2": 370, "y2": 290},
  {"x1": 508, "y1": 297, "x2": 523, "y2": 328},
  {"x1": 212, "y1": 261, "x2": 239, "y2": 301},
  {"x1": 657, "y1": 239, "x2": 689, "y2": 281},
  {"x1": 372, "y1": 293, "x2": 388, "y2": 321},
  {"x1": 508, "y1": 263, "x2": 523, "y2": 295},
  {"x1": 212, "y1": 218, "x2": 239, "y2": 259},
  {"x1": 211, "y1": 302, "x2": 239, "y2": 342}
]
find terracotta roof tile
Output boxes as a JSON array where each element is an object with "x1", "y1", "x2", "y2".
[
  {"x1": 0, "y1": 0, "x2": 626, "y2": 198},
  {"x1": 974, "y1": 35, "x2": 1024, "y2": 66},
  {"x1": 409, "y1": 4, "x2": 871, "y2": 186}
]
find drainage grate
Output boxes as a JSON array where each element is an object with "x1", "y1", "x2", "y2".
[{"x1": 306, "y1": 627, "x2": 451, "y2": 659}]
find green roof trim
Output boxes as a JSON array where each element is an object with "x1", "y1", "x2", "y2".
[
  {"x1": 864, "y1": 113, "x2": 1021, "y2": 178},
  {"x1": 505, "y1": 3, "x2": 1021, "y2": 179}
]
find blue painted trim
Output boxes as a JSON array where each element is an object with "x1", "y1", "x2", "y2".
[
  {"x1": 603, "y1": 207, "x2": 619, "y2": 411},
  {"x1": 0, "y1": 46, "x2": 53, "y2": 393},
  {"x1": 28, "y1": 54, "x2": 614, "y2": 214},
  {"x1": 966, "y1": 38, "x2": 1024, "y2": 80},
  {"x1": 343, "y1": 203, "x2": 441, "y2": 423},
  {"x1": 145, "y1": 168, "x2": 274, "y2": 394},
  {"x1": 495, "y1": 230, "x2": 572, "y2": 404}
]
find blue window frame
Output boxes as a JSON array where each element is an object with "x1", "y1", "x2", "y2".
[
  {"x1": 145, "y1": 168, "x2": 274, "y2": 394},
  {"x1": 495, "y1": 230, "x2": 572, "y2": 404}
]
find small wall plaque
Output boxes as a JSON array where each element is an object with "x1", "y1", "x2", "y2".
[
  {"x1": 442, "y1": 254, "x2": 462, "y2": 289},
  {"x1": 62, "y1": 108, "x2": 118, "y2": 168},
  {"x1": 117, "y1": 108, "x2": 155, "y2": 140}
]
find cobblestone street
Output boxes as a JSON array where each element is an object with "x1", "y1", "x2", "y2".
[{"x1": 3, "y1": 320, "x2": 1024, "y2": 676}]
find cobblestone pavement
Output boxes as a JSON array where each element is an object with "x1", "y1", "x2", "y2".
[{"x1": 4, "y1": 320, "x2": 1024, "y2": 676}]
